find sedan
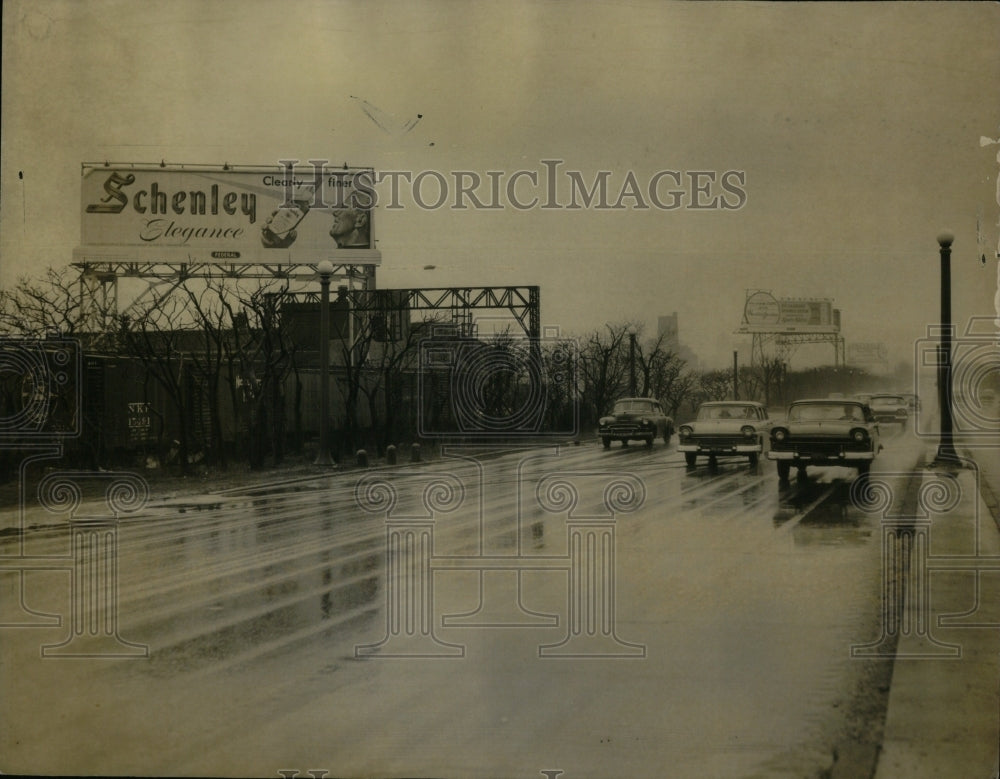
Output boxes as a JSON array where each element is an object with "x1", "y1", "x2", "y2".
[
  {"x1": 677, "y1": 401, "x2": 772, "y2": 467},
  {"x1": 599, "y1": 397, "x2": 674, "y2": 448},
  {"x1": 767, "y1": 399, "x2": 881, "y2": 481},
  {"x1": 868, "y1": 393, "x2": 909, "y2": 428}
]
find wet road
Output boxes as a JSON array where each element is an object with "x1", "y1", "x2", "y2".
[{"x1": 1, "y1": 427, "x2": 923, "y2": 778}]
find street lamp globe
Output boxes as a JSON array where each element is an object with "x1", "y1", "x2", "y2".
[
  {"x1": 937, "y1": 231, "x2": 954, "y2": 247},
  {"x1": 317, "y1": 259, "x2": 335, "y2": 277}
]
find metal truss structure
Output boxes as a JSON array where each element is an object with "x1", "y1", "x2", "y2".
[
  {"x1": 73, "y1": 260, "x2": 376, "y2": 331},
  {"x1": 751, "y1": 331, "x2": 846, "y2": 369},
  {"x1": 73, "y1": 258, "x2": 541, "y2": 346},
  {"x1": 281, "y1": 286, "x2": 542, "y2": 341}
]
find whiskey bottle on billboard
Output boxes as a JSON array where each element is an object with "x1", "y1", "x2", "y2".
[{"x1": 261, "y1": 184, "x2": 314, "y2": 248}]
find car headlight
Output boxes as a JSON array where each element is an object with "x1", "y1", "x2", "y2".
[
  {"x1": 773, "y1": 428, "x2": 787, "y2": 442},
  {"x1": 851, "y1": 428, "x2": 868, "y2": 443},
  {"x1": 741, "y1": 425, "x2": 755, "y2": 438},
  {"x1": 678, "y1": 425, "x2": 693, "y2": 438}
]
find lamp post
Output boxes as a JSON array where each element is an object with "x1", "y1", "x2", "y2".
[
  {"x1": 931, "y1": 231, "x2": 959, "y2": 466},
  {"x1": 314, "y1": 260, "x2": 336, "y2": 466}
]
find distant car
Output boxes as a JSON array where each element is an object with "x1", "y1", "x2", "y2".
[
  {"x1": 868, "y1": 393, "x2": 909, "y2": 427},
  {"x1": 677, "y1": 401, "x2": 772, "y2": 467},
  {"x1": 599, "y1": 397, "x2": 674, "y2": 448},
  {"x1": 767, "y1": 399, "x2": 881, "y2": 481},
  {"x1": 895, "y1": 392, "x2": 920, "y2": 413}
]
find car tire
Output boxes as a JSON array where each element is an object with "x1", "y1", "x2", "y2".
[
  {"x1": 777, "y1": 461, "x2": 791, "y2": 481},
  {"x1": 857, "y1": 461, "x2": 871, "y2": 477},
  {"x1": 645, "y1": 436, "x2": 654, "y2": 447},
  {"x1": 663, "y1": 426, "x2": 673, "y2": 445},
  {"x1": 685, "y1": 452, "x2": 697, "y2": 467},
  {"x1": 622, "y1": 439, "x2": 629, "y2": 447},
  {"x1": 602, "y1": 436, "x2": 611, "y2": 449},
  {"x1": 748, "y1": 452, "x2": 759, "y2": 467}
]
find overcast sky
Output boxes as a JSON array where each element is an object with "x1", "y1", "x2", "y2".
[{"x1": 2, "y1": 0, "x2": 999, "y2": 369}]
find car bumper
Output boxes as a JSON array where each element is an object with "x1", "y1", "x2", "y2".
[
  {"x1": 599, "y1": 428, "x2": 656, "y2": 439},
  {"x1": 767, "y1": 450, "x2": 876, "y2": 461},
  {"x1": 678, "y1": 443, "x2": 761, "y2": 454}
]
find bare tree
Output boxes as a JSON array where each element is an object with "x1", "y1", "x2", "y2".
[
  {"x1": 0, "y1": 267, "x2": 92, "y2": 337},
  {"x1": 738, "y1": 365, "x2": 763, "y2": 403},
  {"x1": 633, "y1": 329, "x2": 696, "y2": 416},
  {"x1": 181, "y1": 280, "x2": 233, "y2": 467},
  {"x1": 577, "y1": 322, "x2": 633, "y2": 427},
  {"x1": 115, "y1": 294, "x2": 198, "y2": 473},
  {"x1": 217, "y1": 282, "x2": 298, "y2": 469},
  {"x1": 696, "y1": 369, "x2": 735, "y2": 404},
  {"x1": 356, "y1": 307, "x2": 446, "y2": 454},
  {"x1": 755, "y1": 355, "x2": 785, "y2": 408}
]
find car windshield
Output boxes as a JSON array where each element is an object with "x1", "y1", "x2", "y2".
[
  {"x1": 697, "y1": 405, "x2": 756, "y2": 421},
  {"x1": 871, "y1": 395, "x2": 904, "y2": 406},
  {"x1": 612, "y1": 400, "x2": 656, "y2": 414},
  {"x1": 787, "y1": 403, "x2": 864, "y2": 422}
]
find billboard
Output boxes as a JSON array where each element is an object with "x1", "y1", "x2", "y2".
[
  {"x1": 847, "y1": 342, "x2": 889, "y2": 365},
  {"x1": 739, "y1": 292, "x2": 838, "y2": 333},
  {"x1": 75, "y1": 163, "x2": 380, "y2": 265}
]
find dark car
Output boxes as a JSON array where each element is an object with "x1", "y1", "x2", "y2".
[
  {"x1": 677, "y1": 401, "x2": 772, "y2": 467},
  {"x1": 767, "y1": 399, "x2": 881, "y2": 481},
  {"x1": 868, "y1": 393, "x2": 909, "y2": 427},
  {"x1": 599, "y1": 397, "x2": 674, "y2": 448}
]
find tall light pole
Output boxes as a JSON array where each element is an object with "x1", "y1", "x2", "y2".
[
  {"x1": 314, "y1": 260, "x2": 335, "y2": 466},
  {"x1": 932, "y1": 231, "x2": 959, "y2": 466}
]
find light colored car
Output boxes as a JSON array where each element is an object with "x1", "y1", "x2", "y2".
[
  {"x1": 897, "y1": 392, "x2": 921, "y2": 412},
  {"x1": 599, "y1": 397, "x2": 674, "y2": 448},
  {"x1": 767, "y1": 399, "x2": 881, "y2": 481},
  {"x1": 677, "y1": 401, "x2": 772, "y2": 467},
  {"x1": 868, "y1": 393, "x2": 909, "y2": 427}
]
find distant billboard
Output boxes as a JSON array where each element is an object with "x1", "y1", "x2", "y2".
[
  {"x1": 847, "y1": 342, "x2": 889, "y2": 365},
  {"x1": 739, "y1": 292, "x2": 838, "y2": 333},
  {"x1": 74, "y1": 163, "x2": 380, "y2": 265}
]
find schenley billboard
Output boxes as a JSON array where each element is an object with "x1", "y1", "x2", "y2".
[{"x1": 75, "y1": 162, "x2": 380, "y2": 265}]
